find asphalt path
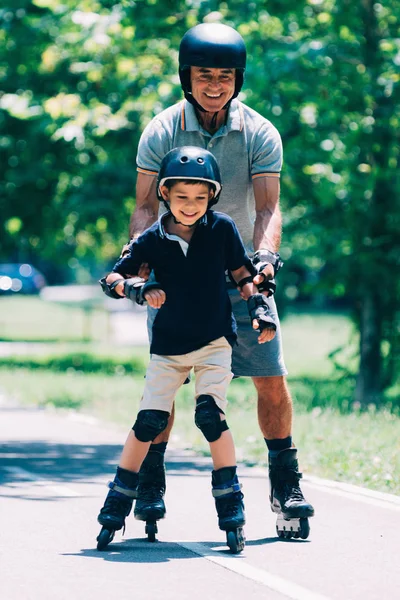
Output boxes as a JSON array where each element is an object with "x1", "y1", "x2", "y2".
[{"x1": 1, "y1": 399, "x2": 399, "y2": 600}]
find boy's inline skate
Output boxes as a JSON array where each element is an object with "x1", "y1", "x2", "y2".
[
  {"x1": 134, "y1": 449, "x2": 166, "y2": 542},
  {"x1": 212, "y1": 466, "x2": 246, "y2": 554},
  {"x1": 96, "y1": 467, "x2": 139, "y2": 550},
  {"x1": 268, "y1": 448, "x2": 314, "y2": 540}
]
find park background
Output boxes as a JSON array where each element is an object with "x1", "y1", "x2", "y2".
[{"x1": 0, "y1": 0, "x2": 399, "y2": 493}]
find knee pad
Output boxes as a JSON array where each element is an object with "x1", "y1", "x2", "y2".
[
  {"x1": 132, "y1": 410, "x2": 169, "y2": 442},
  {"x1": 194, "y1": 395, "x2": 229, "y2": 443}
]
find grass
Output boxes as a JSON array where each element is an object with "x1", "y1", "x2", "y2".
[
  {"x1": 0, "y1": 296, "x2": 398, "y2": 495},
  {"x1": 0, "y1": 296, "x2": 109, "y2": 342},
  {"x1": 1, "y1": 366, "x2": 399, "y2": 495}
]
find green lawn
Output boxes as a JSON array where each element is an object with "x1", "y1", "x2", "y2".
[
  {"x1": 0, "y1": 296, "x2": 398, "y2": 495},
  {"x1": 0, "y1": 296, "x2": 109, "y2": 342},
  {"x1": 1, "y1": 366, "x2": 399, "y2": 495}
]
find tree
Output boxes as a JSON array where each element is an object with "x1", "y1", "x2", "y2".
[{"x1": 1, "y1": 0, "x2": 398, "y2": 401}]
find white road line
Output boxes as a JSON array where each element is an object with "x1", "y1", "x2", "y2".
[
  {"x1": 3, "y1": 466, "x2": 80, "y2": 497},
  {"x1": 303, "y1": 475, "x2": 400, "y2": 511},
  {"x1": 177, "y1": 540, "x2": 331, "y2": 600}
]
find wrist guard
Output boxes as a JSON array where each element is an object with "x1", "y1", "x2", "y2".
[
  {"x1": 124, "y1": 277, "x2": 163, "y2": 306},
  {"x1": 99, "y1": 277, "x2": 125, "y2": 299},
  {"x1": 247, "y1": 294, "x2": 277, "y2": 332},
  {"x1": 252, "y1": 249, "x2": 283, "y2": 295}
]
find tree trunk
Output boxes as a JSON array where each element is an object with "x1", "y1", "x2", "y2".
[{"x1": 355, "y1": 293, "x2": 383, "y2": 406}]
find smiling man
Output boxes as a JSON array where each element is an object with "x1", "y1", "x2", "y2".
[{"x1": 125, "y1": 22, "x2": 315, "y2": 540}]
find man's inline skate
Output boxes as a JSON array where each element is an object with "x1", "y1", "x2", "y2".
[
  {"x1": 268, "y1": 448, "x2": 314, "y2": 539},
  {"x1": 212, "y1": 466, "x2": 246, "y2": 554},
  {"x1": 134, "y1": 448, "x2": 166, "y2": 542},
  {"x1": 96, "y1": 468, "x2": 139, "y2": 550}
]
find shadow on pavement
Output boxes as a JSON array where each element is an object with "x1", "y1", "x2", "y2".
[
  {"x1": 0, "y1": 440, "x2": 225, "y2": 491},
  {"x1": 63, "y1": 535, "x2": 286, "y2": 564}
]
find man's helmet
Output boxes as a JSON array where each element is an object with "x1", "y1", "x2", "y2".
[
  {"x1": 157, "y1": 147, "x2": 222, "y2": 208},
  {"x1": 179, "y1": 23, "x2": 246, "y2": 109}
]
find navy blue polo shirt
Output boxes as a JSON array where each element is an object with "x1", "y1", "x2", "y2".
[{"x1": 112, "y1": 210, "x2": 251, "y2": 355}]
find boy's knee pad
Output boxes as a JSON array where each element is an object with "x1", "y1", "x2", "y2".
[
  {"x1": 194, "y1": 395, "x2": 229, "y2": 443},
  {"x1": 132, "y1": 410, "x2": 169, "y2": 442}
]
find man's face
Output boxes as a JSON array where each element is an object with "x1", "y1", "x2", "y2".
[{"x1": 190, "y1": 67, "x2": 235, "y2": 112}]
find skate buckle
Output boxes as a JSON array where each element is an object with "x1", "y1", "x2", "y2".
[{"x1": 107, "y1": 481, "x2": 138, "y2": 498}]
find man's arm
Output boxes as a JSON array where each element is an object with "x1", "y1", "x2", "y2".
[
  {"x1": 129, "y1": 173, "x2": 159, "y2": 239},
  {"x1": 253, "y1": 176, "x2": 282, "y2": 253}
]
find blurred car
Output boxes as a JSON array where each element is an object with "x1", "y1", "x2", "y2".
[{"x1": 0, "y1": 263, "x2": 47, "y2": 295}]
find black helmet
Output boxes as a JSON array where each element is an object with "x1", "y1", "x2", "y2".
[
  {"x1": 179, "y1": 23, "x2": 246, "y2": 108},
  {"x1": 157, "y1": 147, "x2": 222, "y2": 208}
]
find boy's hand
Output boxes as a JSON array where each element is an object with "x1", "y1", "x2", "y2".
[
  {"x1": 252, "y1": 319, "x2": 276, "y2": 343},
  {"x1": 247, "y1": 294, "x2": 277, "y2": 344},
  {"x1": 144, "y1": 288, "x2": 166, "y2": 309}
]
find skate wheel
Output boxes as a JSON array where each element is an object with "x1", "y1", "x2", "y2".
[
  {"x1": 227, "y1": 528, "x2": 245, "y2": 554},
  {"x1": 283, "y1": 530, "x2": 293, "y2": 539},
  {"x1": 96, "y1": 527, "x2": 114, "y2": 551},
  {"x1": 276, "y1": 525, "x2": 285, "y2": 538},
  {"x1": 299, "y1": 518, "x2": 310, "y2": 540},
  {"x1": 145, "y1": 521, "x2": 158, "y2": 542}
]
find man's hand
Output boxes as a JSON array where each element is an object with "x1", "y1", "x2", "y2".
[
  {"x1": 144, "y1": 288, "x2": 166, "y2": 309},
  {"x1": 138, "y1": 262, "x2": 150, "y2": 280}
]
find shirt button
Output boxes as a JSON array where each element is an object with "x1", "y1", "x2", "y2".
[{"x1": 209, "y1": 142, "x2": 213, "y2": 148}]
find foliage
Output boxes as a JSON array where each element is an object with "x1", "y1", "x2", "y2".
[
  {"x1": 1, "y1": 0, "x2": 399, "y2": 397},
  {"x1": 0, "y1": 351, "x2": 146, "y2": 374}
]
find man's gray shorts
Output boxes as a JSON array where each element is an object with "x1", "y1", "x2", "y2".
[{"x1": 147, "y1": 288, "x2": 287, "y2": 378}]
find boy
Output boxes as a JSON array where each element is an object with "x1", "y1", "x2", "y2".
[{"x1": 97, "y1": 147, "x2": 275, "y2": 553}]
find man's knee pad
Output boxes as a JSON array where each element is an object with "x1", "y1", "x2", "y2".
[
  {"x1": 132, "y1": 410, "x2": 169, "y2": 442},
  {"x1": 194, "y1": 395, "x2": 229, "y2": 443}
]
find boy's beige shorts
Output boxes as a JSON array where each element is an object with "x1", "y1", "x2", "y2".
[{"x1": 140, "y1": 337, "x2": 233, "y2": 414}]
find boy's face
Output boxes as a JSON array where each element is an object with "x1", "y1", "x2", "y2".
[{"x1": 161, "y1": 181, "x2": 212, "y2": 226}]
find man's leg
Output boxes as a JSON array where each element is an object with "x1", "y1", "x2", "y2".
[
  {"x1": 253, "y1": 375, "x2": 292, "y2": 440},
  {"x1": 253, "y1": 375, "x2": 314, "y2": 538}
]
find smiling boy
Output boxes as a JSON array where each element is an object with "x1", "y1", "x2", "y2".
[{"x1": 97, "y1": 146, "x2": 275, "y2": 552}]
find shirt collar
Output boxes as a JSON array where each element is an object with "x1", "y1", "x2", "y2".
[
  {"x1": 158, "y1": 210, "x2": 208, "y2": 239},
  {"x1": 181, "y1": 99, "x2": 244, "y2": 135}
]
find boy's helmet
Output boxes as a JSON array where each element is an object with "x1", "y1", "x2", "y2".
[
  {"x1": 179, "y1": 23, "x2": 246, "y2": 109},
  {"x1": 157, "y1": 147, "x2": 222, "y2": 208}
]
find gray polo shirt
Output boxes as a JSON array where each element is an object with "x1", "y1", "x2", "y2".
[{"x1": 136, "y1": 99, "x2": 282, "y2": 253}]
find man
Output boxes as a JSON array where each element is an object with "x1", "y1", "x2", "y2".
[{"x1": 129, "y1": 22, "x2": 314, "y2": 539}]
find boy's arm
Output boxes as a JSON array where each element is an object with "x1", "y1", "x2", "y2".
[{"x1": 102, "y1": 242, "x2": 165, "y2": 308}]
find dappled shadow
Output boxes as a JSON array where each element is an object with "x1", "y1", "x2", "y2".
[{"x1": 0, "y1": 440, "x2": 229, "y2": 490}]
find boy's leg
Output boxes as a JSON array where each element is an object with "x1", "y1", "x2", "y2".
[
  {"x1": 193, "y1": 338, "x2": 245, "y2": 534},
  {"x1": 98, "y1": 354, "x2": 186, "y2": 530},
  {"x1": 133, "y1": 354, "x2": 190, "y2": 521},
  {"x1": 98, "y1": 411, "x2": 169, "y2": 531}
]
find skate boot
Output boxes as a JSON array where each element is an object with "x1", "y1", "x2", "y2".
[
  {"x1": 134, "y1": 449, "x2": 166, "y2": 542},
  {"x1": 212, "y1": 466, "x2": 246, "y2": 554},
  {"x1": 96, "y1": 468, "x2": 139, "y2": 550},
  {"x1": 268, "y1": 448, "x2": 314, "y2": 540}
]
